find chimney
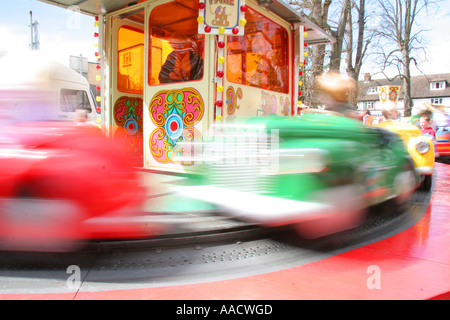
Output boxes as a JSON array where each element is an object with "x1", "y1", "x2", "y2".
[{"x1": 364, "y1": 73, "x2": 371, "y2": 83}]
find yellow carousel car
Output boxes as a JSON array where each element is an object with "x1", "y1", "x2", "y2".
[{"x1": 374, "y1": 120, "x2": 434, "y2": 190}]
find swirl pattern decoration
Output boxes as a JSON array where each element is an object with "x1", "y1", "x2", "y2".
[
  {"x1": 113, "y1": 96, "x2": 143, "y2": 166},
  {"x1": 149, "y1": 88, "x2": 204, "y2": 164},
  {"x1": 226, "y1": 86, "x2": 243, "y2": 116}
]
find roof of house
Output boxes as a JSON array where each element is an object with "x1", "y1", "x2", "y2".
[{"x1": 358, "y1": 73, "x2": 450, "y2": 102}]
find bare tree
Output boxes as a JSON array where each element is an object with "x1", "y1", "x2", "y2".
[
  {"x1": 289, "y1": 0, "x2": 332, "y2": 76},
  {"x1": 346, "y1": 0, "x2": 372, "y2": 81},
  {"x1": 375, "y1": 0, "x2": 437, "y2": 116},
  {"x1": 310, "y1": 0, "x2": 332, "y2": 78},
  {"x1": 289, "y1": 0, "x2": 333, "y2": 106},
  {"x1": 290, "y1": 0, "x2": 374, "y2": 106},
  {"x1": 328, "y1": 0, "x2": 351, "y2": 72},
  {"x1": 345, "y1": 0, "x2": 378, "y2": 107}
]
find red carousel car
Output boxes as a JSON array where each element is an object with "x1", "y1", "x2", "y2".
[
  {"x1": 0, "y1": 121, "x2": 162, "y2": 252},
  {"x1": 0, "y1": 54, "x2": 161, "y2": 252}
]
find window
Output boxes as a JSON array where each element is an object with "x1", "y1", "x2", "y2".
[
  {"x1": 367, "y1": 87, "x2": 377, "y2": 94},
  {"x1": 430, "y1": 81, "x2": 446, "y2": 90},
  {"x1": 226, "y1": 7, "x2": 289, "y2": 93},
  {"x1": 60, "y1": 89, "x2": 92, "y2": 113},
  {"x1": 149, "y1": 0, "x2": 204, "y2": 86},
  {"x1": 117, "y1": 26, "x2": 144, "y2": 94},
  {"x1": 431, "y1": 98, "x2": 443, "y2": 104},
  {"x1": 363, "y1": 101, "x2": 375, "y2": 110}
]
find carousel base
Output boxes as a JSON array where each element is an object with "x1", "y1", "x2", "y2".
[{"x1": 0, "y1": 163, "x2": 449, "y2": 300}]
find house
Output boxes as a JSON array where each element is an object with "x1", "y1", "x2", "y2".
[{"x1": 357, "y1": 73, "x2": 450, "y2": 116}]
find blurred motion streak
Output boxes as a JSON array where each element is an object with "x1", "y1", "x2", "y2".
[
  {"x1": 178, "y1": 121, "x2": 364, "y2": 238},
  {"x1": 0, "y1": 53, "x2": 164, "y2": 252},
  {"x1": 179, "y1": 113, "x2": 418, "y2": 239}
]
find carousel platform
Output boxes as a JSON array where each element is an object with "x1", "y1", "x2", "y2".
[{"x1": 0, "y1": 162, "x2": 449, "y2": 300}]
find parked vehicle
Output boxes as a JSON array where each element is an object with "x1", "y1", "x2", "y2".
[{"x1": 0, "y1": 53, "x2": 100, "y2": 127}]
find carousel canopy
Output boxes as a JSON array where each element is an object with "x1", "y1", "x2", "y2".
[{"x1": 38, "y1": 0, "x2": 334, "y2": 45}]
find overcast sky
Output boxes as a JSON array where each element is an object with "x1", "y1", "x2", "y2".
[
  {"x1": 1, "y1": 0, "x2": 449, "y2": 79},
  {"x1": 0, "y1": 0, "x2": 96, "y2": 65}
]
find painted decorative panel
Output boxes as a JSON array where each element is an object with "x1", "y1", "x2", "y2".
[
  {"x1": 113, "y1": 96, "x2": 143, "y2": 166},
  {"x1": 149, "y1": 88, "x2": 204, "y2": 164}
]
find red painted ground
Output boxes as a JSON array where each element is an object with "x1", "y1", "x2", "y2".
[{"x1": 2, "y1": 162, "x2": 450, "y2": 300}]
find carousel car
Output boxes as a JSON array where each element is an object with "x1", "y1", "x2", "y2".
[
  {"x1": 373, "y1": 120, "x2": 435, "y2": 190},
  {"x1": 0, "y1": 53, "x2": 164, "y2": 252},
  {"x1": 435, "y1": 128, "x2": 450, "y2": 158},
  {"x1": 0, "y1": 122, "x2": 162, "y2": 252},
  {"x1": 179, "y1": 113, "x2": 420, "y2": 238},
  {"x1": 410, "y1": 114, "x2": 450, "y2": 160}
]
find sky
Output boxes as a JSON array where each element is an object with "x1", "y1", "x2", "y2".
[
  {"x1": 0, "y1": 0, "x2": 96, "y2": 65},
  {"x1": 356, "y1": 0, "x2": 450, "y2": 79},
  {"x1": 0, "y1": 0, "x2": 450, "y2": 79}
]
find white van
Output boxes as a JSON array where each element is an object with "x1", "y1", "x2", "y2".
[
  {"x1": 49, "y1": 62, "x2": 101, "y2": 125},
  {"x1": 0, "y1": 53, "x2": 100, "y2": 126}
]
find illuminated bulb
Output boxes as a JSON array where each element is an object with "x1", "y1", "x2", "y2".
[
  {"x1": 240, "y1": 18, "x2": 247, "y2": 26},
  {"x1": 218, "y1": 56, "x2": 225, "y2": 64},
  {"x1": 197, "y1": 16, "x2": 204, "y2": 23},
  {"x1": 217, "y1": 85, "x2": 224, "y2": 93},
  {"x1": 304, "y1": 52, "x2": 308, "y2": 57},
  {"x1": 298, "y1": 81, "x2": 303, "y2": 86},
  {"x1": 219, "y1": 26, "x2": 225, "y2": 34},
  {"x1": 304, "y1": 32, "x2": 308, "y2": 37}
]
